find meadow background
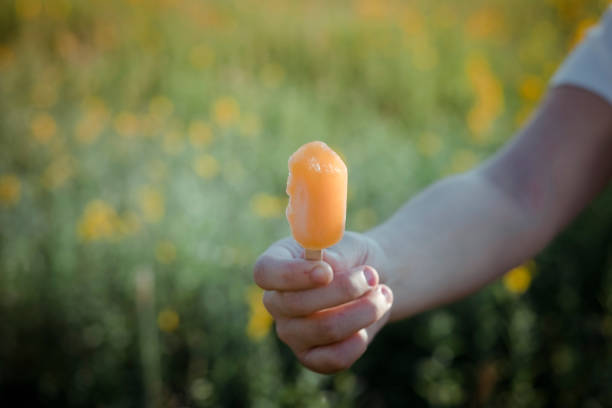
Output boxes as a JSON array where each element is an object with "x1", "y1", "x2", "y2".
[{"x1": 2, "y1": 0, "x2": 612, "y2": 406}]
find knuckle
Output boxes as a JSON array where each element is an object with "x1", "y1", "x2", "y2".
[
  {"x1": 262, "y1": 291, "x2": 276, "y2": 315},
  {"x1": 277, "y1": 263, "x2": 299, "y2": 287},
  {"x1": 361, "y1": 295, "x2": 382, "y2": 324},
  {"x1": 336, "y1": 272, "x2": 361, "y2": 300},
  {"x1": 252, "y1": 256, "x2": 268, "y2": 287},
  {"x1": 278, "y1": 291, "x2": 299, "y2": 315},
  {"x1": 275, "y1": 321, "x2": 292, "y2": 344},
  {"x1": 317, "y1": 316, "x2": 341, "y2": 343},
  {"x1": 279, "y1": 269, "x2": 294, "y2": 288}
]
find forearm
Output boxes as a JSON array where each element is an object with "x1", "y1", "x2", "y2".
[
  {"x1": 367, "y1": 86, "x2": 612, "y2": 322},
  {"x1": 366, "y1": 171, "x2": 534, "y2": 321}
]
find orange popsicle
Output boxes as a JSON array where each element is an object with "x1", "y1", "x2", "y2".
[{"x1": 286, "y1": 141, "x2": 347, "y2": 260}]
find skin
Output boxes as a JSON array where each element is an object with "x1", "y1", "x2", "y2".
[{"x1": 253, "y1": 85, "x2": 612, "y2": 374}]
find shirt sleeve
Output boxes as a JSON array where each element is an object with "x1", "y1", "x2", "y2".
[{"x1": 551, "y1": 6, "x2": 612, "y2": 105}]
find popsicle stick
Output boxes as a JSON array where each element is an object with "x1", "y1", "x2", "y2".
[{"x1": 304, "y1": 249, "x2": 323, "y2": 261}]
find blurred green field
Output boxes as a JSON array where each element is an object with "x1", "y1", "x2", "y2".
[{"x1": 2, "y1": 0, "x2": 612, "y2": 406}]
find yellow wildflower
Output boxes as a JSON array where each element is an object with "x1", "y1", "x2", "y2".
[
  {"x1": 503, "y1": 261, "x2": 535, "y2": 294},
  {"x1": 246, "y1": 285, "x2": 273, "y2": 341},
  {"x1": 519, "y1": 75, "x2": 545, "y2": 102},
  {"x1": 83, "y1": 96, "x2": 108, "y2": 114},
  {"x1": 113, "y1": 111, "x2": 140, "y2": 138},
  {"x1": 93, "y1": 22, "x2": 118, "y2": 51},
  {"x1": 466, "y1": 54, "x2": 499, "y2": 91},
  {"x1": 42, "y1": 154, "x2": 73, "y2": 189},
  {"x1": 550, "y1": 0, "x2": 584, "y2": 22},
  {"x1": 260, "y1": 63, "x2": 285, "y2": 88},
  {"x1": 466, "y1": 54, "x2": 504, "y2": 139},
  {"x1": 193, "y1": 154, "x2": 220, "y2": 180},
  {"x1": 250, "y1": 193, "x2": 286, "y2": 218},
  {"x1": 188, "y1": 120, "x2": 213, "y2": 147},
  {"x1": 158, "y1": 308, "x2": 180, "y2": 332},
  {"x1": 138, "y1": 186, "x2": 165, "y2": 223},
  {"x1": 467, "y1": 106, "x2": 494, "y2": 140},
  {"x1": 569, "y1": 18, "x2": 597, "y2": 49},
  {"x1": 0, "y1": 174, "x2": 21, "y2": 207},
  {"x1": 155, "y1": 240, "x2": 176, "y2": 264},
  {"x1": 75, "y1": 99, "x2": 109, "y2": 144},
  {"x1": 56, "y1": 31, "x2": 79, "y2": 61},
  {"x1": 0, "y1": 45, "x2": 15, "y2": 69},
  {"x1": 466, "y1": 7, "x2": 505, "y2": 40},
  {"x1": 31, "y1": 113, "x2": 57, "y2": 144},
  {"x1": 400, "y1": 6, "x2": 424, "y2": 36},
  {"x1": 212, "y1": 97, "x2": 240, "y2": 128},
  {"x1": 77, "y1": 200, "x2": 120, "y2": 241},
  {"x1": 15, "y1": 0, "x2": 41, "y2": 20},
  {"x1": 189, "y1": 44, "x2": 215, "y2": 70},
  {"x1": 355, "y1": 0, "x2": 389, "y2": 20}
]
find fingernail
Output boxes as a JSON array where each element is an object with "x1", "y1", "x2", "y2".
[
  {"x1": 311, "y1": 265, "x2": 331, "y2": 284},
  {"x1": 363, "y1": 266, "x2": 377, "y2": 286},
  {"x1": 380, "y1": 286, "x2": 393, "y2": 303}
]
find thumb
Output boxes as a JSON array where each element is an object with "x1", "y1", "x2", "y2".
[{"x1": 254, "y1": 238, "x2": 334, "y2": 291}]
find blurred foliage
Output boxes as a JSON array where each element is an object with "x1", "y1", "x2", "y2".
[{"x1": 1, "y1": 0, "x2": 612, "y2": 406}]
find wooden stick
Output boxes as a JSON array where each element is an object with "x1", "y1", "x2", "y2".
[{"x1": 304, "y1": 248, "x2": 323, "y2": 261}]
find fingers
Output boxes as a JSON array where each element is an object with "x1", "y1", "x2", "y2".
[
  {"x1": 255, "y1": 235, "x2": 392, "y2": 374},
  {"x1": 299, "y1": 329, "x2": 369, "y2": 374},
  {"x1": 253, "y1": 253, "x2": 333, "y2": 291},
  {"x1": 297, "y1": 294, "x2": 393, "y2": 374},
  {"x1": 276, "y1": 285, "x2": 393, "y2": 352},
  {"x1": 263, "y1": 266, "x2": 379, "y2": 317}
]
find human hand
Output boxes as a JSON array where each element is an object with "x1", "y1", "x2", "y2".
[{"x1": 253, "y1": 231, "x2": 393, "y2": 374}]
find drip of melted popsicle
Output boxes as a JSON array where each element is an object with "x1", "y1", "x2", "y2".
[{"x1": 286, "y1": 141, "x2": 347, "y2": 251}]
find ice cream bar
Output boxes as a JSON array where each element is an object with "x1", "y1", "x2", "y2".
[{"x1": 286, "y1": 141, "x2": 347, "y2": 260}]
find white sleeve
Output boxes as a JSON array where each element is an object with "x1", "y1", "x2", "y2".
[{"x1": 551, "y1": 6, "x2": 612, "y2": 105}]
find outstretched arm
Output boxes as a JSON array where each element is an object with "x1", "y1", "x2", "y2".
[
  {"x1": 369, "y1": 85, "x2": 612, "y2": 321},
  {"x1": 254, "y1": 85, "x2": 612, "y2": 373}
]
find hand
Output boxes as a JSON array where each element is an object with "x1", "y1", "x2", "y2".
[{"x1": 253, "y1": 231, "x2": 393, "y2": 374}]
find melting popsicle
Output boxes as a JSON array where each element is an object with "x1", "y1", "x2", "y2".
[{"x1": 286, "y1": 141, "x2": 347, "y2": 261}]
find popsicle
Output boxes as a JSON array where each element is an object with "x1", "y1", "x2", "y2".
[{"x1": 286, "y1": 141, "x2": 347, "y2": 261}]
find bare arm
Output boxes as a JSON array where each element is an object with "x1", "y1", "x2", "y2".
[
  {"x1": 253, "y1": 86, "x2": 612, "y2": 373},
  {"x1": 368, "y1": 85, "x2": 612, "y2": 321}
]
